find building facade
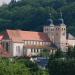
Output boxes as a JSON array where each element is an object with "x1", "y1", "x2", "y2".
[
  {"x1": 0, "y1": 14, "x2": 75, "y2": 57},
  {"x1": 43, "y1": 16, "x2": 75, "y2": 52},
  {"x1": 1, "y1": 30, "x2": 52, "y2": 57}
]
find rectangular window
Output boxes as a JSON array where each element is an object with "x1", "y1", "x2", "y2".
[
  {"x1": 24, "y1": 41, "x2": 27, "y2": 45},
  {"x1": 31, "y1": 49, "x2": 33, "y2": 52},
  {"x1": 16, "y1": 46, "x2": 20, "y2": 54},
  {"x1": 34, "y1": 49, "x2": 36, "y2": 53},
  {"x1": 6, "y1": 42, "x2": 9, "y2": 51},
  {"x1": 33, "y1": 41, "x2": 36, "y2": 45},
  {"x1": 37, "y1": 49, "x2": 38, "y2": 53}
]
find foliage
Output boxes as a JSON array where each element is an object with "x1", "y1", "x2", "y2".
[
  {"x1": 48, "y1": 59, "x2": 75, "y2": 75},
  {"x1": 0, "y1": 57, "x2": 44, "y2": 75},
  {"x1": 47, "y1": 46, "x2": 75, "y2": 75},
  {"x1": 40, "y1": 49, "x2": 50, "y2": 58},
  {"x1": 54, "y1": 49, "x2": 63, "y2": 58},
  {"x1": 66, "y1": 46, "x2": 75, "y2": 58},
  {"x1": 0, "y1": 0, "x2": 74, "y2": 35}
]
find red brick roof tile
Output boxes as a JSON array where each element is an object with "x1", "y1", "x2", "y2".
[{"x1": 6, "y1": 30, "x2": 50, "y2": 42}]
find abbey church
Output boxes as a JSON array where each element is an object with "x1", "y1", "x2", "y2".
[
  {"x1": 44, "y1": 14, "x2": 75, "y2": 52},
  {"x1": 0, "y1": 14, "x2": 75, "y2": 57}
]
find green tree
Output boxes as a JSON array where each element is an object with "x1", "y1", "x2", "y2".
[
  {"x1": 48, "y1": 59, "x2": 75, "y2": 75},
  {"x1": 40, "y1": 48, "x2": 50, "y2": 58},
  {"x1": 54, "y1": 49, "x2": 63, "y2": 58}
]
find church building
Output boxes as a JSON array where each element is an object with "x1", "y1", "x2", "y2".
[
  {"x1": 43, "y1": 13, "x2": 75, "y2": 52},
  {"x1": 0, "y1": 13, "x2": 75, "y2": 57}
]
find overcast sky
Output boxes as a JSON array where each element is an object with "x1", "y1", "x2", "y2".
[{"x1": 0, "y1": 0, "x2": 11, "y2": 5}]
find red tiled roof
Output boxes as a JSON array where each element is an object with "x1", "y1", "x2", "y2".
[{"x1": 6, "y1": 30, "x2": 50, "y2": 42}]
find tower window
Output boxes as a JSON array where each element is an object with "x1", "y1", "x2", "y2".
[
  {"x1": 51, "y1": 29, "x2": 54, "y2": 31},
  {"x1": 62, "y1": 28, "x2": 63, "y2": 30},
  {"x1": 56, "y1": 28, "x2": 59, "y2": 30}
]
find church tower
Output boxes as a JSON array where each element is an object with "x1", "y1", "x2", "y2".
[
  {"x1": 54, "y1": 12, "x2": 67, "y2": 52},
  {"x1": 43, "y1": 13, "x2": 55, "y2": 43}
]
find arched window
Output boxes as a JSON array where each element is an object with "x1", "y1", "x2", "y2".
[
  {"x1": 51, "y1": 29, "x2": 54, "y2": 31},
  {"x1": 62, "y1": 28, "x2": 65, "y2": 30}
]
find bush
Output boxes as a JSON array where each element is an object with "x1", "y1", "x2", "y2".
[{"x1": 48, "y1": 59, "x2": 75, "y2": 75}]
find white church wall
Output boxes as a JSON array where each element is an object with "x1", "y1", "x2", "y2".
[
  {"x1": 24, "y1": 40, "x2": 50, "y2": 46},
  {"x1": 26, "y1": 48, "x2": 41, "y2": 56},
  {"x1": 12, "y1": 42, "x2": 24, "y2": 57},
  {"x1": 67, "y1": 40, "x2": 75, "y2": 47},
  {"x1": 26, "y1": 48, "x2": 32, "y2": 56},
  {"x1": 36, "y1": 41, "x2": 40, "y2": 45},
  {"x1": 11, "y1": 40, "x2": 51, "y2": 57}
]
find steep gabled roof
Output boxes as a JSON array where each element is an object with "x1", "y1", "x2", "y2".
[{"x1": 6, "y1": 30, "x2": 50, "y2": 42}]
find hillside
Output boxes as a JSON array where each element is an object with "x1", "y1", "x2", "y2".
[{"x1": 0, "y1": 0, "x2": 75, "y2": 35}]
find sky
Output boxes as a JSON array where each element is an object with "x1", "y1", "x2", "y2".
[{"x1": 0, "y1": 0, "x2": 11, "y2": 5}]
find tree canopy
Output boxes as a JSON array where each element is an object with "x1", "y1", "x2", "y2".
[{"x1": 0, "y1": 0, "x2": 75, "y2": 35}]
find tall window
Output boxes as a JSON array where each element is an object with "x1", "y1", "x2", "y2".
[
  {"x1": 34, "y1": 49, "x2": 36, "y2": 53},
  {"x1": 37, "y1": 49, "x2": 39, "y2": 53},
  {"x1": 16, "y1": 46, "x2": 20, "y2": 54},
  {"x1": 6, "y1": 42, "x2": 9, "y2": 51},
  {"x1": 31, "y1": 49, "x2": 33, "y2": 52}
]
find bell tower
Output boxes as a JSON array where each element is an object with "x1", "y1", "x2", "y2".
[
  {"x1": 43, "y1": 13, "x2": 55, "y2": 43},
  {"x1": 54, "y1": 11, "x2": 67, "y2": 52}
]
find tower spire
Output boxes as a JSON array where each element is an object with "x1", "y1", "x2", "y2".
[
  {"x1": 59, "y1": 10, "x2": 64, "y2": 24},
  {"x1": 49, "y1": 13, "x2": 53, "y2": 24},
  {"x1": 60, "y1": 10, "x2": 63, "y2": 19}
]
